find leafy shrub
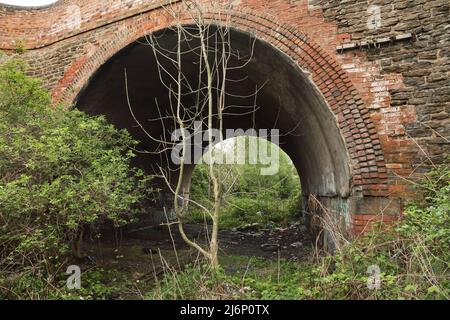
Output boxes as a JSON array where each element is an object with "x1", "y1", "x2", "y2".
[
  {"x1": 220, "y1": 193, "x2": 300, "y2": 228},
  {"x1": 0, "y1": 59, "x2": 151, "y2": 298},
  {"x1": 1, "y1": 267, "x2": 125, "y2": 300},
  {"x1": 400, "y1": 161, "x2": 450, "y2": 257},
  {"x1": 153, "y1": 160, "x2": 449, "y2": 300},
  {"x1": 311, "y1": 160, "x2": 450, "y2": 300}
]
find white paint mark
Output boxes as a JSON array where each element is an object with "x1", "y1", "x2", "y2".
[{"x1": 367, "y1": 5, "x2": 382, "y2": 30}]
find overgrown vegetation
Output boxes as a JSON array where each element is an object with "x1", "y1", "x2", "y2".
[
  {"x1": 304, "y1": 160, "x2": 449, "y2": 300},
  {"x1": 146, "y1": 255, "x2": 316, "y2": 300},
  {"x1": 0, "y1": 57, "x2": 448, "y2": 300},
  {"x1": 188, "y1": 137, "x2": 302, "y2": 229},
  {"x1": 0, "y1": 59, "x2": 151, "y2": 299},
  {"x1": 153, "y1": 160, "x2": 449, "y2": 300}
]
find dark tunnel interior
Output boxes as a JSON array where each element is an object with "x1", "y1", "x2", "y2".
[{"x1": 75, "y1": 25, "x2": 351, "y2": 198}]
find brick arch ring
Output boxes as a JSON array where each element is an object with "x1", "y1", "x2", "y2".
[{"x1": 55, "y1": 5, "x2": 387, "y2": 197}]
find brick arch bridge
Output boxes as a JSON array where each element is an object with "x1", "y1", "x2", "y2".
[{"x1": 1, "y1": 0, "x2": 449, "y2": 236}]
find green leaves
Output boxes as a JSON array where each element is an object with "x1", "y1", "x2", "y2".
[
  {"x1": 0, "y1": 59, "x2": 51, "y2": 125},
  {"x1": 401, "y1": 161, "x2": 450, "y2": 254},
  {"x1": 310, "y1": 160, "x2": 450, "y2": 300},
  {"x1": 188, "y1": 136, "x2": 301, "y2": 229},
  {"x1": 0, "y1": 58, "x2": 151, "y2": 290}
]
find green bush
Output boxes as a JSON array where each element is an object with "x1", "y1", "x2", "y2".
[
  {"x1": 156, "y1": 160, "x2": 449, "y2": 300},
  {"x1": 220, "y1": 193, "x2": 300, "y2": 228},
  {"x1": 310, "y1": 160, "x2": 450, "y2": 300},
  {"x1": 0, "y1": 59, "x2": 151, "y2": 298},
  {"x1": 400, "y1": 161, "x2": 450, "y2": 256},
  {"x1": 3, "y1": 267, "x2": 125, "y2": 300}
]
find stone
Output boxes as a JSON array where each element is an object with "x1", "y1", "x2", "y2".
[
  {"x1": 290, "y1": 242, "x2": 304, "y2": 249},
  {"x1": 236, "y1": 223, "x2": 260, "y2": 232},
  {"x1": 261, "y1": 244, "x2": 280, "y2": 252}
]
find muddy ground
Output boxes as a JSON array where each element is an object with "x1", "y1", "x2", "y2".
[
  {"x1": 85, "y1": 221, "x2": 312, "y2": 268},
  {"x1": 80, "y1": 221, "x2": 313, "y2": 298}
]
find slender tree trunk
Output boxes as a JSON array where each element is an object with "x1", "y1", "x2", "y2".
[
  {"x1": 209, "y1": 209, "x2": 220, "y2": 268},
  {"x1": 72, "y1": 227, "x2": 84, "y2": 259},
  {"x1": 126, "y1": 1, "x2": 254, "y2": 271}
]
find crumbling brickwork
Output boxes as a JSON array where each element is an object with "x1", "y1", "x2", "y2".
[{"x1": 320, "y1": 0, "x2": 449, "y2": 171}]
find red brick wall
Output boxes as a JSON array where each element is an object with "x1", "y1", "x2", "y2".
[{"x1": 352, "y1": 214, "x2": 400, "y2": 236}]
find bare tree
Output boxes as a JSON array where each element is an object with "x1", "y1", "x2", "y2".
[{"x1": 125, "y1": 0, "x2": 257, "y2": 269}]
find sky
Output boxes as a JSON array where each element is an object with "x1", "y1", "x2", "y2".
[{"x1": 0, "y1": 0, "x2": 57, "y2": 6}]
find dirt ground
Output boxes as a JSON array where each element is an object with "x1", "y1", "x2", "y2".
[
  {"x1": 80, "y1": 221, "x2": 313, "y2": 298},
  {"x1": 84, "y1": 220, "x2": 312, "y2": 269}
]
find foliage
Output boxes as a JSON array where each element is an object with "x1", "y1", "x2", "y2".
[
  {"x1": 146, "y1": 255, "x2": 318, "y2": 300},
  {"x1": 188, "y1": 136, "x2": 302, "y2": 229},
  {"x1": 150, "y1": 160, "x2": 449, "y2": 301},
  {"x1": 7, "y1": 158, "x2": 446, "y2": 300},
  {"x1": 0, "y1": 267, "x2": 124, "y2": 300},
  {"x1": 0, "y1": 58, "x2": 151, "y2": 298},
  {"x1": 71, "y1": 268, "x2": 124, "y2": 300},
  {"x1": 219, "y1": 194, "x2": 301, "y2": 229},
  {"x1": 1, "y1": 57, "x2": 447, "y2": 301},
  {"x1": 400, "y1": 160, "x2": 450, "y2": 255},
  {"x1": 309, "y1": 160, "x2": 450, "y2": 300}
]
